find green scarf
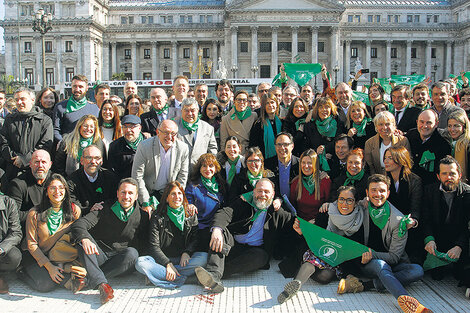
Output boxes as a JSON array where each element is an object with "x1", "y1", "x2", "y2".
[
  {"x1": 66, "y1": 96, "x2": 87, "y2": 113},
  {"x1": 153, "y1": 103, "x2": 169, "y2": 115},
  {"x1": 231, "y1": 107, "x2": 252, "y2": 121},
  {"x1": 419, "y1": 151, "x2": 436, "y2": 172},
  {"x1": 182, "y1": 117, "x2": 199, "y2": 133},
  {"x1": 263, "y1": 116, "x2": 282, "y2": 159},
  {"x1": 77, "y1": 136, "x2": 94, "y2": 161},
  {"x1": 398, "y1": 214, "x2": 414, "y2": 238},
  {"x1": 142, "y1": 195, "x2": 159, "y2": 209},
  {"x1": 201, "y1": 176, "x2": 219, "y2": 195},
  {"x1": 368, "y1": 201, "x2": 390, "y2": 230},
  {"x1": 241, "y1": 191, "x2": 268, "y2": 222},
  {"x1": 315, "y1": 116, "x2": 337, "y2": 138},
  {"x1": 167, "y1": 205, "x2": 185, "y2": 231},
  {"x1": 126, "y1": 133, "x2": 144, "y2": 151},
  {"x1": 302, "y1": 174, "x2": 315, "y2": 195},
  {"x1": 423, "y1": 248, "x2": 458, "y2": 271},
  {"x1": 227, "y1": 156, "x2": 240, "y2": 185},
  {"x1": 318, "y1": 150, "x2": 331, "y2": 172},
  {"x1": 111, "y1": 201, "x2": 136, "y2": 222},
  {"x1": 247, "y1": 170, "x2": 262, "y2": 187},
  {"x1": 103, "y1": 122, "x2": 114, "y2": 128},
  {"x1": 295, "y1": 118, "x2": 306, "y2": 131},
  {"x1": 344, "y1": 169, "x2": 365, "y2": 186},
  {"x1": 352, "y1": 118, "x2": 371, "y2": 137},
  {"x1": 46, "y1": 208, "x2": 63, "y2": 235}
]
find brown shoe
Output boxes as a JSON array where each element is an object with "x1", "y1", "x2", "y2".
[
  {"x1": 397, "y1": 295, "x2": 433, "y2": 313},
  {"x1": 71, "y1": 276, "x2": 86, "y2": 294},
  {"x1": 98, "y1": 283, "x2": 114, "y2": 305},
  {"x1": 337, "y1": 275, "x2": 364, "y2": 294},
  {"x1": 0, "y1": 276, "x2": 8, "y2": 294}
]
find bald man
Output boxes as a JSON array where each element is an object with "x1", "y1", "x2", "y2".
[{"x1": 140, "y1": 88, "x2": 180, "y2": 137}]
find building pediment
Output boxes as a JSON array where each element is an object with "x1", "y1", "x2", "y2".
[{"x1": 227, "y1": 0, "x2": 345, "y2": 11}]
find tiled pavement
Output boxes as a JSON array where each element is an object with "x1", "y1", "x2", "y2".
[{"x1": 1, "y1": 261, "x2": 469, "y2": 313}]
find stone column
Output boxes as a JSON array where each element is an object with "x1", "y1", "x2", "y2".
[
  {"x1": 330, "y1": 27, "x2": 340, "y2": 84},
  {"x1": 102, "y1": 40, "x2": 109, "y2": 80},
  {"x1": 406, "y1": 40, "x2": 412, "y2": 75},
  {"x1": 172, "y1": 40, "x2": 178, "y2": 78},
  {"x1": 152, "y1": 41, "x2": 159, "y2": 79},
  {"x1": 311, "y1": 26, "x2": 319, "y2": 64},
  {"x1": 4, "y1": 37, "x2": 14, "y2": 77},
  {"x1": 231, "y1": 26, "x2": 238, "y2": 77},
  {"x1": 251, "y1": 26, "x2": 258, "y2": 78},
  {"x1": 291, "y1": 26, "x2": 298, "y2": 63},
  {"x1": 55, "y1": 35, "x2": 63, "y2": 86},
  {"x1": 12, "y1": 37, "x2": 19, "y2": 79},
  {"x1": 345, "y1": 40, "x2": 351, "y2": 82},
  {"x1": 425, "y1": 40, "x2": 432, "y2": 78},
  {"x1": 111, "y1": 42, "x2": 117, "y2": 75},
  {"x1": 212, "y1": 40, "x2": 218, "y2": 78},
  {"x1": 464, "y1": 39, "x2": 469, "y2": 72},
  {"x1": 131, "y1": 41, "x2": 138, "y2": 80},
  {"x1": 192, "y1": 40, "x2": 198, "y2": 69},
  {"x1": 445, "y1": 40, "x2": 453, "y2": 78},
  {"x1": 35, "y1": 35, "x2": 43, "y2": 86},
  {"x1": 271, "y1": 26, "x2": 278, "y2": 77},
  {"x1": 83, "y1": 35, "x2": 92, "y2": 80},
  {"x1": 365, "y1": 40, "x2": 371, "y2": 78},
  {"x1": 385, "y1": 40, "x2": 392, "y2": 78}
]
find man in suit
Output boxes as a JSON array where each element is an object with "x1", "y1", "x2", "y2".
[
  {"x1": 391, "y1": 85, "x2": 421, "y2": 134},
  {"x1": 140, "y1": 88, "x2": 179, "y2": 137},
  {"x1": 335, "y1": 82, "x2": 353, "y2": 124},
  {"x1": 169, "y1": 75, "x2": 189, "y2": 110},
  {"x1": 132, "y1": 119, "x2": 189, "y2": 215},
  {"x1": 175, "y1": 98, "x2": 218, "y2": 169},
  {"x1": 431, "y1": 81, "x2": 464, "y2": 130}
]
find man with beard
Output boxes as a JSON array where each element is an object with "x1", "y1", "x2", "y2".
[
  {"x1": 257, "y1": 82, "x2": 271, "y2": 100},
  {"x1": 422, "y1": 156, "x2": 470, "y2": 297},
  {"x1": 140, "y1": 88, "x2": 179, "y2": 137},
  {"x1": 68, "y1": 145, "x2": 119, "y2": 216},
  {"x1": 53, "y1": 75, "x2": 99, "y2": 142},
  {"x1": 7, "y1": 149, "x2": 52, "y2": 223},
  {"x1": 335, "y1": 82, "x2": 353, "y2": 124},
  {"x1": 300, "y1": 85, "x2": 314, "y2": 108},
  {"x1": 459, "y1": 88, "x2": 470, "y2": 118},
  {"x1": 195, "y1": 178, "x2": 293, "y2": 293},
  {"x1": 0, "y1": 90, "x2": 8, "y2": 128},
  {"x1": 412, "y1": 83, "x2": 431, "y2": 110},
  {"x1": 430, "y1": 81, "x2": 464, "y2": 130},
  {"x1": 215, "y1": 79, "x2": 234, "y2": 113}
]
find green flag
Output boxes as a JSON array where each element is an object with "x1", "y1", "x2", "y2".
[
  {"x1": 391, "y1": 74, "x2": 425, "y2": 88},
  {"x1": 373, "y1": 78, "x2": 393, "y2": 94},
  {"x1": 282, "y1": 63, "x2": 322, "y2": 87},
  {"x1": 450, "y1": 72, "x2": 470, "y2": 89},
  {"x1": 352, "y1": 91, "x2": 370, "y2": 105},
  {"x1": 298, "y1": 217, "x2": 370, "y2": 267}
]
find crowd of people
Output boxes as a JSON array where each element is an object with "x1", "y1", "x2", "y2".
[{"x1": 1, "y1": 68, "x2": 470, "y2": 313}]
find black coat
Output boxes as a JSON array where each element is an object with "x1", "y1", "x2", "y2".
[
  {"x1": 387, "y1": 171, "x2": 423, "y2": 221},
  {"x1": 0, "y1": 194, "x2": 22, "y2": 255},
  {"x1": 396, "y1": 106, "x2": 421, "y2": 134},
  {"x1": 330, "y1": 171, "x2": 368, "y2": 202},
  {"x1": 107, "y1": 136, "x2": 137, "y2": 179},
  {"x1": 349, "y1": 121, "x2": 376, "y2": 150},
  {"x1": 227, "y1": 167, "x2": 276, "y2": 203},
  {"x1": 140, "y1": 110, "x2": 162, "y2": 137},
  {"x1": 281, "y1": 115, "x2": 308, "y2": 157},
  {"x1": 248, "y1": 118, "x2": 283, "y2": 157},
  {"x1": 302, "y1": 116, "x2": 345, "y2": 155},
  {"x1": 264, "y1": 155, "x2": 299, "y2": 196}
]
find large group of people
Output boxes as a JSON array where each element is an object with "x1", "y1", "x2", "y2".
[{"x1": 0, "y1": 70, "x2": 470, "y2": 313}]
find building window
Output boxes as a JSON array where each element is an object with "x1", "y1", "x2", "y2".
[
  {"x1": 124, "y1": 49, "x2": 131, "y2": 59},
  {"x1": 427, "y1": 15, "x2": 432, "y2": 23},
  {"x1": 348, "y1": 15, "x2": 353, "y2": 22},
  {"x1": 121, "y1": 16, "x2": 127, "y2": 24},
  {"x1": 260, "y1": 42, "x2": 272, "y2": 53},
  {"x1": 414, "y1": 15, "x2": 420, "y2": 23},
  {"x1": 207, "y1": 15, "x2": 213, "y2": 23},
  {"x1": 203, "y1": 48, "x2": 210, "y2": 58},
  {"x1": 41, "y1": 4, "x2": 55, "y2": 15},
  {"x1": 278, "y1": 42, "x2": 292, "y2": 52},
  {"x1": 351, "y1": 47, "x2": 358, "y2": 58},
  {"x1": 387, "y1": 15, "x2": 393, "y2": 23},
  {"x1": 143, "y1": 73, "x2": 152, "y2": 80},
  {"x1": 391, "y1": 47, "x2": 397, "y2": 58},
  {"x1": 318, "y1": 42, "x2": 325, "y2": 53},
  {"x1": 183, "y1": 48, "x2": 190, "y2": 58},
  {"x1": 46, "y1": 68, "x2": 54, "y2": 86},
  {"x1": 144, "y1": 49, "x2": 151, "y2": 59},
  {"x1": 148, "y1": 16, "x2": 154, "y2": 24},
  {"x1": 354, "y1": 15, "x2": 361, "y2": 23},
  {"x1": 20, "y1": 5, "x2": 34, "y2": 17},
  {"x1": 24, "y1": 42, "x2": 32, "y2": 53},
  {"x1": 371, "y1": 47, "x2": 377, "y2": 58},
  {"x1": 183, "y1": 72, "x2": 191, "y2": 79},
  {"x1": 394, "y1": 15, "x2": 399, "y2": 23},
  {"x1": 434, "y1": 15, "x2": 439, "y2": 23},
  {"x1": 371, "y1": 71, "x2": 378, "y2": 81},
  {"x1": 163, "y1": 72, "x2": 171, "y2": 79},
  {"x1": 25, "y1": 68, "x2": 34, "y2": 85},
  {"x1": 431, "y1": 48, "x2": 436, "y2": 58},
  {"x1": 407, "y1": 15, "x2": 413, "y2": 23},
  {"x1": 260, "y1": 65, "x2": 271, "y2": 78},
  {"x1": 65, "y1": 41, "x2": 73, "y2": 52},
  {"x1": 240, "y1": 42, "x2": 248, "y2": 53},
  {"x1": 180, "y1": 15, "x2": 185, "y2": 23},
  {"x1": 368, "y1": 15, "x2": 373, "y2": 23},
  {"x1": 298, "y1": 42, "x2": 306, "y2": 53},
  {"x1": 141, "y1": 16, "x2": 147, "y2": 24},
  {"x1": 45, "y1": 41, "x2": 53, "y2": 53},
  {"x1": 200, "y1": 15, "x2": 205, "y2": 23},
  {"x1": 411, "y1": 48, "x2": 417, "y2": 58},
  {"x1": 163, "y1": 48, "x2": 170, "y2": 59},
  {"x1": 128, "y1": 16, "x2": 134, "y2": 24},
  {"x1": 376, "y1": 15, "x2": 381, "y2": 23},
  {"x1": 168, "y1": 16, "x2": 173, "y2": 23},
  {"x1": 65, "y1": 68, "x2": 74, "y2": 82},
  {"x1": 188, "y1": 15, "x2": 193, "y2": 23}
]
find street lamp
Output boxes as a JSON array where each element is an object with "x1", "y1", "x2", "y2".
[
  {"x1": 32, "y1": 9, "x2": 53, "y2": 88},
  {"x1": 333, "y1": 64, "x2": 340, "y2": 85},
  {"x1": 189, "y1": 48, "x2": 213, "y2": 79},
  {"x1": 230, "y1": 65, "x2": 238, "y2": 79},
  {"x1": 251, "y1": 66, "x2": 259, "y2": 78}
]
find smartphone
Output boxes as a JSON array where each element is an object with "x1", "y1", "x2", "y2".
[{"x1": 361, "y1": 69, "x2": 370, "y2": 73}]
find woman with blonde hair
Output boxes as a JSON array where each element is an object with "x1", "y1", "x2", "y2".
[
  {"x1": 346, "y1": 101, "x2": 376, "y2": 149},
  {"x1": 442, "y1": 110, "x2": 470, "y2": 182}
]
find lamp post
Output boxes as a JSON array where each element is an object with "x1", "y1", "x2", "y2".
[
  {"x1": 333, "y1": 64, "x2": 340, "y2": 85},
  {"x1": 251, "y1": 66, "x2": 259, "y2": 78},
  {"x1": 189, "y1": 48, "x2": 213, "y2": 79},
  {"x1": 32, "y1": 9, "x2": 53, "y2": 88},
  {"x1": 230, "y1": 65, "x2": 238, "y2": 79}
]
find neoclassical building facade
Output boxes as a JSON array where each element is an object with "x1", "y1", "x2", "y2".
[{"x1": 1, "y1": 0, "x2": 469, "y2": 93}]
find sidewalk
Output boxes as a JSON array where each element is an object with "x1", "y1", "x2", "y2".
[{"x1": 1, "y1": 261, "x2": 469, "y2": 313}]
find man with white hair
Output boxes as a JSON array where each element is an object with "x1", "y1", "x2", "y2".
[
  {"x1": 335, "y1": 82, "x2": 353, "y2": 124},
  {"x1": 140, "y1": 87, "x2": 179, "y2": 137},
  {"x1": 123, "y1": 81, "x2": 138, "y2": 99}
]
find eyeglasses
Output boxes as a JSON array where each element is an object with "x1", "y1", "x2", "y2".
[
  {"x1": 258, "y1": 89, "x2": 269, "y2": 93},
  {"x1": 235, "y1": 98, "x2": 248, "y2": 103},
  {"x1": 48, "y1": 185, "x2": 65, "y2": 192},
  {"x1": 83, "y1": 156, "x2": 102, "y2": 161},
  {"x1": 275, "y1": 143, "x2": 292, "y2": 148},
  {"x1": 338, "y1": 197, "x2": 355, "y2": 205},
  {"x1": 159, "y1": 130, "x2": 178, "y2": 137},
  {"x1": 246, "y1": 159, "x2": 262, "y2": 164},
  {"x1": 122, "y1": 124, "x2": 140, "y2": 129}
]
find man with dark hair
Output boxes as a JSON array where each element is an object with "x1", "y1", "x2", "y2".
[
  {"x1": 72, "y1": 177, "x2": 149, "y2": 304},
  {"x1": 215, "y1": 79, "x2": 233, "y2": 113},
  {"x1": 280, "y1": 86, "x2": 298, "y2": 118},
  {"x1": 430, "y1": 81, "x2": 464, "y2": 130},
  {"x1": 257, "y1": 82, "x2": 271, "y2": 100},
  {"x1": 194, "y1": 83, "x2": 208, "y2": 109},
  {"x1": 300, "y1": 85, "x2": 314, "y2": 107},
  {"x1": 53, "y1": 75, "x2": 99, "y2": 142},
  {"x1": 459, "y1": 88, "x2": 470, "y2": 117},
  {"x1": 412, "y1": 83, "x2": 431, "y2": 110},
  {"x1": 0, "y1": 90, "x2": 8, "y2": 128},
  {"x1": 422, "y1": 156, "x2": 470, "y2": 297},
  {"x1": 94, "y1": 83, "x2": 111, "y2": 109},
  {"x1": 391, "y1": 85, "x2": 421, "y2": 133},
  {"x1": 328, "y1": 134, "x2": 354, "y2": 178}
]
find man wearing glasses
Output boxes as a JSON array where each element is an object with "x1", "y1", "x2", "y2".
[{"x1": 132, "y1": 119, "x2": 189, "y2": 213}]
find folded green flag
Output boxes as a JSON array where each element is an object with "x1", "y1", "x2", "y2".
[
  {"x1": 352, "y1": 91, "x2": 370, "y2": 105},
  {"x1": 282, "y1": 63, "x2": 322, "y2": 87},
  {"x1": 298, "y1": 217, "x2": 370, "y2": 267},
  {"x1": 423, "y1": 249, "x2": 458, "y2": 271},
  {"x1": 373, "y1": 78, "x2": 393, "y2": 94},
  {"x1": 450, "y1": 72, "x2": 470, "y2": 89},
  {"x1": 391, "y1": 74, "x2": 425, "y2": 88}
]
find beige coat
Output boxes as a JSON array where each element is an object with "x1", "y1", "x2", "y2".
[
  {"x1": 364, "y1": 134, "x2": 411, "y2": 175},
  {"x1": 219, "y1": 109, "x2": 258, "y2": 154}
]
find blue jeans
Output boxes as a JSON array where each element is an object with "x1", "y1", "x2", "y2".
[
  {"x1": 135, "y1": 252, "x2": 208, "y2": 289},
  {"x1": 361, "y1": 259, "x2": 423, "y2": 298}
]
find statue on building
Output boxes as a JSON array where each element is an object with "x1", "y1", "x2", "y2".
[
  {"x1": 215, "y1": 57, "x2": 228, "y2": 79},
  {"x1": 354, "y1": 59, "x2": 363, "y2": 73}
]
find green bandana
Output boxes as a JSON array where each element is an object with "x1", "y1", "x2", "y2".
[
  {"x1": 344, "y1": 170, "x2": 365, "y2": 186},
  {"x1": 103, "y1": 122, "x2": 114, "y2": 128},
  {"x1": 353, "y1": 118, "x2": 371, "y2": 137},
  {"x1": 66, "y1": 96, "x2": 87, "y2": 113},
  {"x1": 398, "y1": 214, "x2": 413, "y2": 238},
  {"x1": 182, "y1": 117, "x2": 199, "y2": 133},
  {"x1": 142, "y1": 195, "x2": 159, "y2": 209},
  {"x1": 46, "y1": 208, "x2": 63, "y2": 235},
  {"x1": 126, "y1": 133, "x2": 144, "y2": 151},
  {"x1": 318, "y1": 150, "x2": 331, "y2": 172},
  {"x1": 423, "y1": 248, "x2": 458, "y2": 271},
  {"x1": 167, "y1": 205, "x2": 185, "y2": 231},
  {"x1": 153, "y1": 103, "x2": 169, "y2": 115},
  {"x1": 111, "y1": 201, "x2": 136, "y2": 222},
  {"x1": 241, "y1": 191, "x2": 268, "y2": 222},
  {"x1": 231, "y1": 107, "x2": 252, "y2": 121},
  {"x1": 263, "y1": 116, "x2": 282, "y2": 159},
  {"x1": 77, "y1": 136, "x2": 94, "y2": 161},
  {"x1": 302, "y1": 174, "x2": 315, "y2": 195},
  {"x1": 201, "y1": 176, "x2": 219, "y2": 195},
  {"x1": 295, "y1": 118, "x2": 306, "y2": 131},
  {"x1": 247, "y1": 170, "x2": 262, "y2": 187},
  {"x1": 315, "y1": 115, "x2": 337, "y2": 138},
  {"x1": 96, "y1": 187, "x2": 103, "y2": 193},
  {"x1": 419, "y1": 151, "x2": 436, "y2": 172},
  {"x1": 368, "y1": 201, "x2": 390, "y2": 230},
  {"x1": 227, "y1": 156, "x2": 240, "y2": 185}
]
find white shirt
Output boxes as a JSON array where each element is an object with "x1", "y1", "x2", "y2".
[
  {"x1": 380, "y1": 142, "x2": 392, "y2": 168},
  {"x1": 154, "y1": 141, "x2": 172, "y2": 192}
]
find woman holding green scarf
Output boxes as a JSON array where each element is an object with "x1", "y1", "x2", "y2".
[
  {"x1": 282, "y1": 98, "x2": 309, "y2": 157},
  {"x1": 54, "y1": 115, "x2": 106, "y2": 177},
  {"x1": 22, "y1": 174, "x2": 84, "y2": 293},
  {"x1": 249, "y1": 92, "x2": 283, "y2": 159},
  {"x1": 346, "y1": 101, "x2": 376, "y2": 149},
  {"x1": 135, "y1": 181, "x2": 207, "y2": 289},
  {"x1": 217, "y1": 136, "x2": 245, "y2": 187},
  {"x1": 98, "y1": 100, "x2": 122, "y2": 154}
]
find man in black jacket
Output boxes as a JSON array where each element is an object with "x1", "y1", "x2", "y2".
[
  {"x1": 195, "y1": 178, "x2": 293, "y2": 293},
  {"x1": 72, "y1": 178, "x2": 148, "y2": 304},
  {"x1": 68, "y1": 145, "x2": 119, "y2": 215},
  {"x1": 391, "y1": 85, "x2": 421, "y2": 134}
]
